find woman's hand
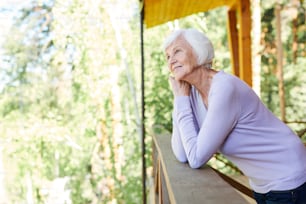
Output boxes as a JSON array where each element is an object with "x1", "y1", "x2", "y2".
[{"x1": 169, "y1": 76, "x2": 191, "y2": 97}]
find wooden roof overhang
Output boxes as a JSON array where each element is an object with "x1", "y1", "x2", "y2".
[{"x1": 141, "y1": 0, "x2": 252, "y2": 86}]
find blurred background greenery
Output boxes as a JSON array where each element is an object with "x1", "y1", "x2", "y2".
[{"x1": 0, "y1": 0, "x2": 305, "y2": 203}]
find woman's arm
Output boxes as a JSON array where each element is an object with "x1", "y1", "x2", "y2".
[
  {"x1": 168, "y1": 77, "x2": 191, "y2": 163},
  {"x1": 176, "y1": 82, "x2": 239, "y2": 168},
  {"x1": 171, "y1": 109, "x2": 188, "y2": 162}
]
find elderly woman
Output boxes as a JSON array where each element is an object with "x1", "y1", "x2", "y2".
[{"x1": 164, "y1": 28, "x2": 306, "y2": 204}]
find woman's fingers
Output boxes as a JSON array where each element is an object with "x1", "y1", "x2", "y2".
[{"x1": 169, "y1": 77, "x2": 190, "y2": 96}]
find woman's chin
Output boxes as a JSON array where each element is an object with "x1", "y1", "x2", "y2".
[{"x1": 174, "y1": 74, "x2": 183, "y2": 81}]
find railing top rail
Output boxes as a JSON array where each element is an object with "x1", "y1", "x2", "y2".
[{"x1": 153, "y1": 134, "x2": 248, "y2": 204}]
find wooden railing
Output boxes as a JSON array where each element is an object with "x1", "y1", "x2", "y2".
[{"x1": 151, "y1": 134, "x2": 254, "y2": 204}]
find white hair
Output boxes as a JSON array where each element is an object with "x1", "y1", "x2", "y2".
[{"x1": 163, "y1": 28, "x2": 215, "y2": 68}]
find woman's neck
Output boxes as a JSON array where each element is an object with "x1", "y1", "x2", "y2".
[{"x1": 185, "y1": 66, "x2": 217, "y2": 107}]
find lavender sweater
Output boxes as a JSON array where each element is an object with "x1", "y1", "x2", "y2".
[{"x1": 172, "y1": 70, "x2": 306, "y2": 193}]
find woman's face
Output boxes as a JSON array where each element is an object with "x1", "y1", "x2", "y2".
[{"x1": 165, "y1": 36, "x2": 198, "y2": 81}]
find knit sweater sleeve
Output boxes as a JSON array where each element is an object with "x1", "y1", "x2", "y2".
[
  {"x1": 173, "y1": 80, "x2": 239, "y2": 168},
  {"x1": 171, "y1": 109, "x2": 188, "y2": 162}
]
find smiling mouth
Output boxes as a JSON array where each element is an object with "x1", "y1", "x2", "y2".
[{"x1": 173, "y1": 66, "x2": 182, "y2": 71}]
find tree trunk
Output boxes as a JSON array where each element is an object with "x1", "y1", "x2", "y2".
[
  {"x1": 106, "y1": 4, "x2": 141, "y2": 142},
  {"x1": 275, "y1": 3, "x2": 286, "y2": 121},
  {"x1": 252, "y1": 0, "x2": 261, "y2": 96},
  {"x1": 291, "y1": 0, "x2": 299, "y2": 64}
]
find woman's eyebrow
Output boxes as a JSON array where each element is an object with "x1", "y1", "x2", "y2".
[
  {"x1": 172, "y1": 46, "x2": 181, "y2": 50},
  {"x1": 165, "y1": 45, "x2": 182, "y2": 57}
]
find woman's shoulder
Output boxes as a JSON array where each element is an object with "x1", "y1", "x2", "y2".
[
  {"x1": 212, "y1": 71, "x2": 235, "y2": 90},
  {"x1": 213, "y1": 70, "x2": 250, "y2": 90}
]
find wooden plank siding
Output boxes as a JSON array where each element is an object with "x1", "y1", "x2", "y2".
[{"x1": 152, "y1": 134, "x2": 251, "y2": 204}]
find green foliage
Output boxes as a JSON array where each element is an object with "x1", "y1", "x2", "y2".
[
  {"x1": 1, "y1": 0, "x2": 142, "y2": 203},
  {"x1": 260, "y1": 0, "x2": 306, "y2": 139}
]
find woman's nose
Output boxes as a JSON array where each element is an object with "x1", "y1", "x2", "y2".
[
  {"x1": 168, "y1": 56, "x2": 176, "y2": 65},
  {"x1": 168, "y1": 58, "x2": 177, "y2": 72}
]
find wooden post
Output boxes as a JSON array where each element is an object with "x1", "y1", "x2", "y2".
[
  {"x1": 227, "y1": 9, "x2": 240, "y2": 77},
  {"x1": 237, "y1": 0, "x2": 252, "y2": 86},
  {"x1": 227, "y1": 0, "x2": 252, "y2": 87}
]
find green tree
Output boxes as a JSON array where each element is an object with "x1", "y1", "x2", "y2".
[{"x1": 1, "y1": 0, "x2": 143, "y2": 203}]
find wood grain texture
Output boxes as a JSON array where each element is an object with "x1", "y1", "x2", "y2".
[{"x1": 153, "y1": 134, "x2": 248, "y2": 204}]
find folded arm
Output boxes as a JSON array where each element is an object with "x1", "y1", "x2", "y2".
[{"x1": 172, "y1": 83, "x2": 239, "y2": 168}]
